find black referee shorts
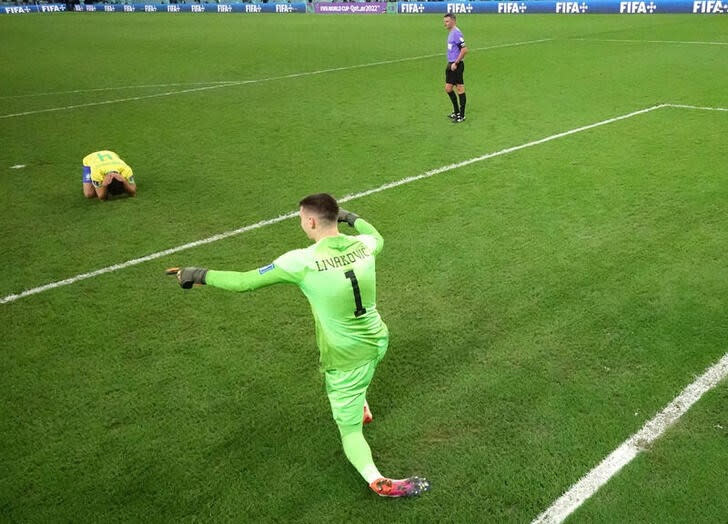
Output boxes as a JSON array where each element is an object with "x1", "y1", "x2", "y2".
[{"x1": 445, "y1": 61, "x2": 465, "y2": 85}]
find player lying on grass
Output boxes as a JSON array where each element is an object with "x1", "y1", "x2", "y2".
[
  {"x1": 82, "y1": 150, "x2": 136, "y2": 200},
  {"x1": 167, "y1": 193, "x2": 429, "y2": 498}
]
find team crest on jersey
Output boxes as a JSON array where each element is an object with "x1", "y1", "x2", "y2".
[{"x1": 258, "y1": 263, "x2": 275, "y2": 274}]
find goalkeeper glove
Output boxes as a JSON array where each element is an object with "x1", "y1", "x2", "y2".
[
  {"x1": 337, "y1": 208, "x2": 360, "y2": 227},
  {"x1": 165, "y1": 267, "x2": 208, "y2": 289}
]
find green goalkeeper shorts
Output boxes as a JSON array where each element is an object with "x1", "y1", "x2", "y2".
[{"x1": 325, "y1": 344, "x2": 387, "y2": 430}]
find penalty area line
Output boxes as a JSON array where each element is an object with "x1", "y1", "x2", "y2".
[
  {"x1": 664, "y1": 103, "x2": 728, "y2": 112},
  {"x1": 0, "y1": 102, "x2": 664, "y2": 305},
  {"x1": 531, "y1": 101, "x2": 728, "y2": 524},
  {"x1": 0, "y1": 212, "x2": 300, "y2": 306},
  {"x1": 532, "y1": 352, "x2": 728, "y2": 524}
]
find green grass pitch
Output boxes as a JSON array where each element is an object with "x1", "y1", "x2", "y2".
[{"x1": 1, "y1": 12, "x2": 727, "y2": 523}]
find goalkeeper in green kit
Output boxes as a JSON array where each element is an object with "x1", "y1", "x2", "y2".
[{"x1": 168, "y1": 193, "x2": 430, "y2": 498}]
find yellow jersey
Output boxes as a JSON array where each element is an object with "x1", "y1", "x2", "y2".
[{"x1": 82, "y1": 151, "x2": 134, "y2": 188}]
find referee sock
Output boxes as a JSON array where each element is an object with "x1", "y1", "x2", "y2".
[
  {"x1": 458, "y1": 92, "x2": 467, "y2": 117},
  {"x1": 340, "y1": 425, "x2": 382, "y2": 484},
  {"x1": 447, "y1": 91, "x2": 459, "y2": 114}
]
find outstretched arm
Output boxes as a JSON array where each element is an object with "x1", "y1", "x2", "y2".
[
  {"x1": 206, "y1": 267, "x2": 291, "y2": 292},
  {"x1": 167, "y1": 265, "x2": 294, "y2": 292}
]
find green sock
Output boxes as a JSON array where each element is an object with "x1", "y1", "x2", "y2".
[{"x1": 340, "y1": 425, "x2": 382, "y2": 483}]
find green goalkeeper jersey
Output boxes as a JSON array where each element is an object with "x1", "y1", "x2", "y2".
[{"x1": 205, "y1": 218, "x2": 388, "y2": 371}]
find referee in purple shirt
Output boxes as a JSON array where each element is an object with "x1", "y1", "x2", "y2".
[{"x1": 443, "y1": 13, "x2": 468, "y2": 123}]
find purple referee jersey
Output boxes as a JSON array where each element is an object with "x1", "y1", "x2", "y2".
[{"x1": 447, "y1": 27, "x2": 465, "y2": 62}]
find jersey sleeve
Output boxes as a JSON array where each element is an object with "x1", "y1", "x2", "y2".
[
  {"x1": 204, "y1": 248, "x2": 309, "y2": 292},
  {"x1": 205, "y1": 265, "x2": 291, "y2": 292},
  {"x1": 120, "y1": 165, "x2": 135, "y2": 185},
  {"x1": 353, "y1": 218, "x2": 384, "y2": 256},
  {"x1": 456, "y1": 30, "x2": 466, "y2": 48},
  {"x1": 273, "y1": 248, "x2": 310, "y2": 283},
  {"x1": 90, "y1": 168, "x2": 103, "y2": 188}
]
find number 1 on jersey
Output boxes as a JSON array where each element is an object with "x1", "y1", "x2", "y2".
[{"x1": 344, "y1": 270, "x2": 367, "y2": 317}]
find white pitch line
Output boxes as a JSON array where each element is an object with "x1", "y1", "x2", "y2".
[
  {"x1": 0, "y1": 102, "x2": 662, "y2": 305},
  {"x1": 338, "y1": 103, "x2": 667, "y2": 202},
  {"x1": 0, "y1": 212, "x2": 299, "y2": 305},
  {"x1": 532, "y1": 352, "x2": 728, "y2": 524},
  {"x1": 0, "y1": 39, "x2": 552, "y2": 119},
  {"x1": 0, "y1": 81, "x2": 237, "y2": 100},
  {"x1": 1, "y1": 38, "x2": 548, "y2": 101},
  {"x1": 0, "y1": 82, "x2": 249, "y2": 119},
  {"x1": 575, "y1": 38, "x2": 728, "y2": 46},
  {"x1": 665, "y1": 103, "x2": 728, "y2": 112}
]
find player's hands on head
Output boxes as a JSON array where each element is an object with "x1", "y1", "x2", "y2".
[
  {"x1": 165, "y1": 267, "x2": 208, "y2": 289},
  {"x1": 337, "y1": 208, "x2": 360, "y2": 227}
]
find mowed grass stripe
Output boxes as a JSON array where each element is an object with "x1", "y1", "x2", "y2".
[
  {"x1": 0, "y1": 39, "x2": 552, "y2": 119},
  {"x1": 1, "y1": 103, "x2": 668, "y2": 305},
  {"x1": 3, "y1": 17, "x2": 725, "y2": 296},
  {"x1": 569, "y1": 381, "x2": 728, "y2": 522},
  {"x1": 575, "y1": 38, "x2": 728, "y2": 46},
  {"x1": 3, "y1": 110, "x2": 726, "y2": 522},
  {"x1": 2, "y1": 17, "x2": 726, "y2": 521},
  {"x1": 533, "y1": 353, "x2": 728, "y2": 524}
]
